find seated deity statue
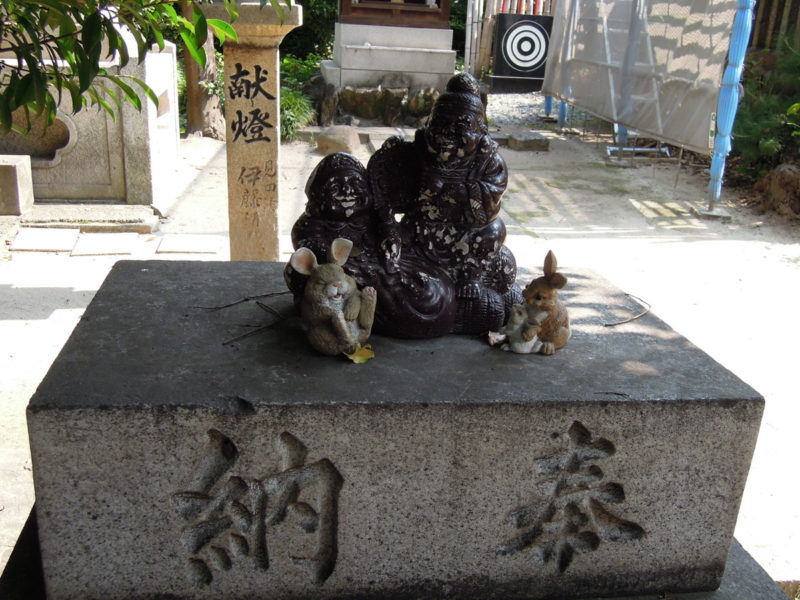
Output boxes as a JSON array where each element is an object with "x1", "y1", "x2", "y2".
[
  {"x1": 286, "y1": 152, "x2": 456, "y2": 339},
  {"x1": 367, "y1": 72, "x2": 521, "y2": 333},
  {"x1": 286, "y1": 72, "x2": 521, "y2": 338}
]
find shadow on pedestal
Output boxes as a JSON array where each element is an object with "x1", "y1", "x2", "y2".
[{"x1": 0, "y1": 506, "x2": 787, "y2": 600}]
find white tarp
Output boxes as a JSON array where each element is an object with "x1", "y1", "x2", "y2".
[{"x1": 542, "y1": 0, "x2": 738, "y2": 154}]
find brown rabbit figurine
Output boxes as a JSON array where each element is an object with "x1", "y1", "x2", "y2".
[
  {"x1": 289, "y1": 238, "x2": 377, "y2": 356},
  {"x1": 521, "y1": 250, "x2": 570, "y2": 355}
]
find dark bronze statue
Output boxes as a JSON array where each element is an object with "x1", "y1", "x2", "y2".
[{"x1": 286, "y1": 73, "x2": 521, "y2": 338}]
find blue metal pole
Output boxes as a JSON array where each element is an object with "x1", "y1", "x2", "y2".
[
  {"x1": 544, "y1": 95, "x2": 553, "y2": 116},
  {"x1": 558, "y1": 100, "x2": 568, "y2": 127},
  {"x1": 707, "y1": 0, "x2": 755, "y2": 211},
  {"x1": 617, "y1": 125, "x2": 629, "y2": 146}
]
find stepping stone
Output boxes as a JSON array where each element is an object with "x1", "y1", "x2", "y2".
[
  {"x1": 156, "y1": 234, "x2": 225, "y2": 254},
  {"x1": 9, "y1": 228, "x2": 79, "y2": 252},
  {"x1": 316, "y1": 125, "x2": 361, "y2": 155},
  {"x1": 71, "y1": 233, "x2": 139, "y2": 256},
  {"x1": 508, "y1": 132, "x2": 550, "y2": 151}
]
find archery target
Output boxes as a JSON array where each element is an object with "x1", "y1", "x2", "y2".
[
  {"x1": 502, "y1": 20, "x2": 549, "y2": 72},
  {"x1": 491, "y1": 14, "x2": 553, "y2": 92}
]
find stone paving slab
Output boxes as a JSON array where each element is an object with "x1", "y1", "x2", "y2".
[
  {"x1": 0, "y1": 216, "x2": 19, "y2": 260},
  {"x1": 508, "y1": 132, "x2": 551, "y2": 152},
  {"x1": 70, "y1": 232, "x2": 140, "y2": 256},
  {"x1": 156, "y1": 233, "x2": 226, "y2": 254},
  {"x1": 8, "y1": 228, "x2": 79, "y2": 252}
]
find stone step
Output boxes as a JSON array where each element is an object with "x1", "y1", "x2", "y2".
[
  {"x1": 336, "y1": 23, "x2": 453, "y2": 51},
  {"x1": 20, "y1": 203, "x2": 160, "y2": 234},
  {"x1": 325, "y1": 62, "x2": 452, "y2": 90},
  {"x1": 338, "y1": 44, "x2": 456, "y2": 74}
]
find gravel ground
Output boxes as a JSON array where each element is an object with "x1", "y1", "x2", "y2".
[{"x1": 485, "y1": 92, "x2": 547, "y2": 127}]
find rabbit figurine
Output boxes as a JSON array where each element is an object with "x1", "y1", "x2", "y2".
[
  {"x1": 289, "y1": 238, "x2": 377, "y2": 356},
  {"x1": 500, "y1": 303, "x2": 548, "y2": 354},
  {"x1": 521, "y1": 250, "x2": 571, "y2": 355}
]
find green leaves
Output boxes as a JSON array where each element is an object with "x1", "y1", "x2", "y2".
[
  {"x1": 178, "y1": 3, "x2": 208, "y2": 69},
  {"x1": 758, "y1": 137, "x2": 782, "y2": 155},
  {"x1": 180, "y1": 30, "x2": 207, "y2": 70},
  {"x1": 207, "y1": 19, "x2": 238, "y2": 45},
  {"x1": 224, "y1": 0, "x2": 240, "y2": 23},
  {"x1": 733, "y1": 37, "x2": 800, "y2": 181},
  {"x1": 193, "y1": 4, "x2": 208, "y2": 47},
  {"x1": 0, "y1": 0, "x2": 297, "y2": 135},
  {"x1": 261, "y1": 0, "x2": 293, "y2": 24},
  {"x1": 107, "y1": 74, "x2": 142, "y2": 111}
]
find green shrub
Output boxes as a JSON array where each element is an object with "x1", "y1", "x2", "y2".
[
  {"x1": 732, "y1": 37, "x2": 800, "y2": 182},
  {"x1": 280, "y1": 86, "x2": 315, "y2": 141},
  {"x1": 177, "y1": 57, "x2": 187, "y2": 135},
  {"x1": 176, "y1": 49, "x2": 224, "y2": 135},
  {"x1": 450, "y1": 0, "x2": 467, "y2": 58},
  {"x1": 281, "y1": 53, "x2": 324, "y2": 91},
  {"x1": 198, "y1": 50, "x2": 227, "y2": 112},
  {"x1": 279, "y1": 0, "x2": 336, "y2": 59},
  {"x1": 279, "y1": 53, "x2": 321, "y2": 138}
]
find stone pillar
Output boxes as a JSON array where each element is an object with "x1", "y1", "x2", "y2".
[
  {"x1": 203, "y1": 2, "x2": 301, "y2": 261},
  {"x1": 0, "y1": 155, "x2": 34, "y2": 215}
]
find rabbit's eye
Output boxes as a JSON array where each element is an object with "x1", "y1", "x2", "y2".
[{"x1": 535, "y1": 294, "x2": 543, "y2": 301}]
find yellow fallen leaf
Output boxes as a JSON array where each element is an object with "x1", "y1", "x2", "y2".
[{"x1": 345, "y1": 344, "x2": 375, "y2": 364}]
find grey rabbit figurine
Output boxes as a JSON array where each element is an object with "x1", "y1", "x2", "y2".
[
  {"x1": 289, "y1": 238, "x2": 377, "y2": 356},
  {"x1": 499, "y1": 303, "x2": 548, "y2": 354}
]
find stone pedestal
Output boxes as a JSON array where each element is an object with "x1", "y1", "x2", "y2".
[
  {"x1": 322, "y1": 23, "x2": 456, "y2": 91},
  {"x1": 202, "y1": 2, "x2": 301, "y2": 261},
  {"x1": 27, "y1": 261, "x2": 764, "y2": 600},
  {"x1": 0, "y1": 45, "x2": 179, "y2": 206},
  {"x1": 0, "y1": 155, "x2": 34, "y2": 215}
]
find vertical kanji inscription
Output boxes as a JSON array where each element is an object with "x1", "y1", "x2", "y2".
[{"x1": 496, "y1": 421, "x2": 644, "y2": 572}]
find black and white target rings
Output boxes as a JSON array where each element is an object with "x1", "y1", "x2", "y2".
[{"x1": 500, "y1": 19, "x2": 550, "y2": 72}]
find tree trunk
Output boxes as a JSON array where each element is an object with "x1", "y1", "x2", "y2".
[{"x1": 182, "y1": 1, "x2": 226, "y2": 140}]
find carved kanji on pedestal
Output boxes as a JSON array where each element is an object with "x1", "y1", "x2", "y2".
[{"x1": 173, "y1": 430, "x2": 342, "y2": 586}]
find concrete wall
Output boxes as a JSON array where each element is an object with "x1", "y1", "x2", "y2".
[{"x1": 0, "y1": 43, "x2": 179, "y2": 205}]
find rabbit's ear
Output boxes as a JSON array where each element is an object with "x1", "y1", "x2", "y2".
[
  {"x1": 543, "y1": 250, "x2": 558, "y2": 279},
  {"x1": 549, "y1": 272, "x2": 568, "y2": 289},
  {"x1": 290, "y1": 247, "x2": 318, "y2": 275},
  {"x1": 330, "y1": 238, "x2": 353, "y2": 266}
]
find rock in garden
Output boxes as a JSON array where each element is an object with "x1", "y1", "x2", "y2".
[
  {"x1": 305, "y1": 75, "x2": 339, "y2": 126},
  {"x1": 406, "y1": 88, "x2": 439, "y2": 116},
  {"x1": 316, "y1": 125, "x2": 361, "y2": 155},
  {"x1": 381, "y1": 87, "x2": 406, "y2": 126},
  {"x1": 508, "y1": 132, "x2": 550, "y2": 152},
  {"x1": 339, "y1": 86, "x2": 383, "y2": 121},
  {"x1": 755, "y1": 163, "x2": 800, "y2": 217}
]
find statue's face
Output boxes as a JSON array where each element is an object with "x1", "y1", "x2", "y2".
[
  {"x1": 426, "y1": 109, "x2": 483, "y2": 162},
  {"x1": 315, "y1": 172, "x2": 370, "y2": 220}
]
